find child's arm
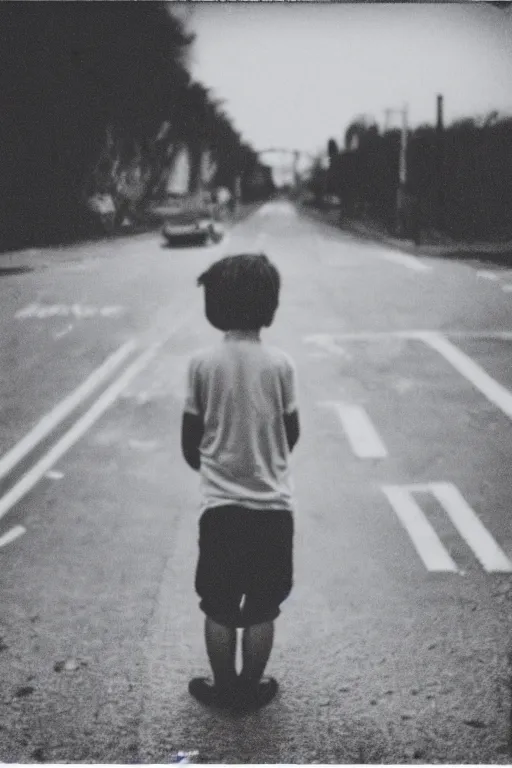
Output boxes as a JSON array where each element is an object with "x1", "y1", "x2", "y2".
[
  {"x1": 181, "y1": 412, "x2": 204, "y2": 471},
  {"x1": 284, "y1": 410, "x2": 300, "y2": 452},
  {"x1": 281, "y1": 354, "x2": 300, "y2": 452},
  {"x1": 182, "y1": 354, "x2": 204, "y2": 470}
]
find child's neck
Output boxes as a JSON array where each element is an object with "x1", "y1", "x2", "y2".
[{"x1": 225, "y1": 330, "x2": 261, "y2": 342}]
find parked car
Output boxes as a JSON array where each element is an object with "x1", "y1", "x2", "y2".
[{"x1": 162, "y1": 198, "x2": 224, "y2": 247}]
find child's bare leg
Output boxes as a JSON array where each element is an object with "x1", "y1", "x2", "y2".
[
  {"x1": 240, "y1": 620, "x2": 274, "y2": 683},
  {"x1": 204, "y1": 616, "x2": 237, "y2": 689}
]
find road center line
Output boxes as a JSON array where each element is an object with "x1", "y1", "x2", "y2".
[
  {"x1": 0, "y1": 344, "x2": 160, "y2": 523},
  {"x1": 0, "y1": 339, "x2": 138, "y2": 482},
  {"x1": 419, "y1": 331, "x2": 512, "y2": 421},
  {"x1": 382, "y1": 485, "x2": 458, "y2": 572},
  {"x1": 321, "y1": 401, "x2": 387, "y2": 458}
]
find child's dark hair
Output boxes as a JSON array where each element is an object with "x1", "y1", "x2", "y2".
[{"x1": 197, "y1": 253, "x2": 281, "y2": 331}]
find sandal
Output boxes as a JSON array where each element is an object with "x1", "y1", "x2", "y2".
[{"x1": 188, "y1": 677, "x2": 237, "y2": 709}]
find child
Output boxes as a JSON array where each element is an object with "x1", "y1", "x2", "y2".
[{"x1": 181, "y1": 253, "x2": 300, "y2": 711}]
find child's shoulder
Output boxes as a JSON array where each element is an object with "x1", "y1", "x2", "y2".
[
  {"x1": 262, "y1": 344, "x2": 296, "y2": 370},
  {"x1": 187, "y1": 345, "x2": 214, "y2": 371},
  {"x1": 187, "y1": 342, "x2": 226, "y2": 370}
]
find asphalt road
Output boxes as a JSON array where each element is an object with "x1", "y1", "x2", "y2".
[{"x1": 0, "y1": 200, "x2": 511, "y2": 764}]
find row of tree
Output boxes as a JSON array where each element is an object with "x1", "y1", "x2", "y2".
[
  {"x1": 0, "y1": 3, "x2": 264, "y2": 249},
  {"x1": 312, "y1": 113, "x2": 512, "y2": 242}
]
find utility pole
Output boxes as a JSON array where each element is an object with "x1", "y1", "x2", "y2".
[
  {"x1": 383, "y1": 109, "x2": 392, "y2": 134},
  {"x1": 436, "y1": 94, "x2": 445, "y2": 234},
  {"x1": 397, "y1": 104, "x2": 408, "y2": 236},
  {"x1": 385, "y1": 104, "x2": 409, "y2": 236}
]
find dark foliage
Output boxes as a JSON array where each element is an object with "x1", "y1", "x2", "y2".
[
  {"x1": 0, "y1": 2, "x2": 256, "y2": 249},
  {"x1": 333, "y1": 116, "x2": 512, "y2": 242}
]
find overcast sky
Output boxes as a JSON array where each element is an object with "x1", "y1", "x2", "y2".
[{"x1": 186, "y1": 2, "x2": 512, "y2": 159}]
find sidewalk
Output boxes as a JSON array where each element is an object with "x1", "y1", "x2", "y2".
[{"x1": 301, "y1": 203, "x2": 512, "y2": 268}]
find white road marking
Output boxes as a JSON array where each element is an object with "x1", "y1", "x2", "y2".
[
  {"x1": 53, "y1": 324, "x2": 74, "y2": 339},
  {"x1": 476, "y1": 270, "x2": 499, "y2": 281},
  {"x1": 419, "y1": 331, "x2": 512, "y2": 421},
  {"x1": 429, "y1": 483, "x2": 512, "y2": 573},
  {"x1": 373, "y1": 248, "x2": 431, "y2": 273},
  {"x1": 382, "y1": 485, "x2": 458, "y2": 572},
  {"x1": 304, "y1": 329, "x2": 512, "y2": 345},
  {"x1": 387, "y1": 482, "x2": 512, "y2": 572},
  {"x1": 45, "y1": 470, "x2": 64, "y2": 480},
  {"x1": 502, "y1": 284, "x2": 512, "y2": 293},
  {"x1": 0, "y1": 340, "x2": 137, "y2": 483},
  {"x1": 321, "y1": 401, "x2": 387, "y2": 458},
  {"x1": 0, "y1": 525, "x2": 26, "y2": 549},
  {"x1": 16, "y1": 303, "x2": 125, "y2": 320},
  {"x1": 0, "y1": 343, "x2": 159, "y2": 523}
]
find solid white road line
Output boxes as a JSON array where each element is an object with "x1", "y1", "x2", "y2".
[
  {"x1": 0, "y1": 344, "x2": 159, "y2": 523},
  {"x1": 420, "y1": 331, "x2": 512, "y2": 421},
  {"x1": 382, "y1": 485, "x2": 458, "y2": 572},
  {"x1": 0, "y1": 525, "x2": 26, "y2": 548},
  {"x1": 0, "y1": 339, "x2": 138, "y2": 483},
  {"x1": 429, "y1": 482, "x2": 512, "y2": 573},
  {"x1": 476, "y1": 270, "x2": 499, "y2": 281},
  {"x1": 502, "y1": 284, "x2": 512, "y2": 293},
  {"x1": 322, "y1": 402, "x2": 387, "y2": 458},
  {"x1": 374, "y1": 249, "x2": 431, "y2": 273},
  {"x1": 305, "y1": 330, "x2": 512, "y2": 344}
]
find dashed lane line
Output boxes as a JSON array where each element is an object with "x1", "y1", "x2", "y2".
[
  {"x1": 0, "y1": 525, "x2": 26, "y2": 549},
  {"x1": 0, "y1": 343, "x2": 160, "y2": 523},
  {"x1": 0, "y1": 340, "x2": 138, "y2": 483},
  {"x1": 320, "y1": 401, "x2": 388, "y2": 458}
]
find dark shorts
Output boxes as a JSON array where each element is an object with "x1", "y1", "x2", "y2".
[{"x1": 195, "y1": 505, "x2": 294, "y2": 629}]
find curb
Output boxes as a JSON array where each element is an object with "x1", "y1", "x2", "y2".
[{"x1": 300, "y1": 204, "x2": 512, "y2": 267}]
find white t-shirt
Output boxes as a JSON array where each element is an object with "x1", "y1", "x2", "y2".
[{"x1": 184, "y1": 332, "x2": 298, "y2": 513}]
